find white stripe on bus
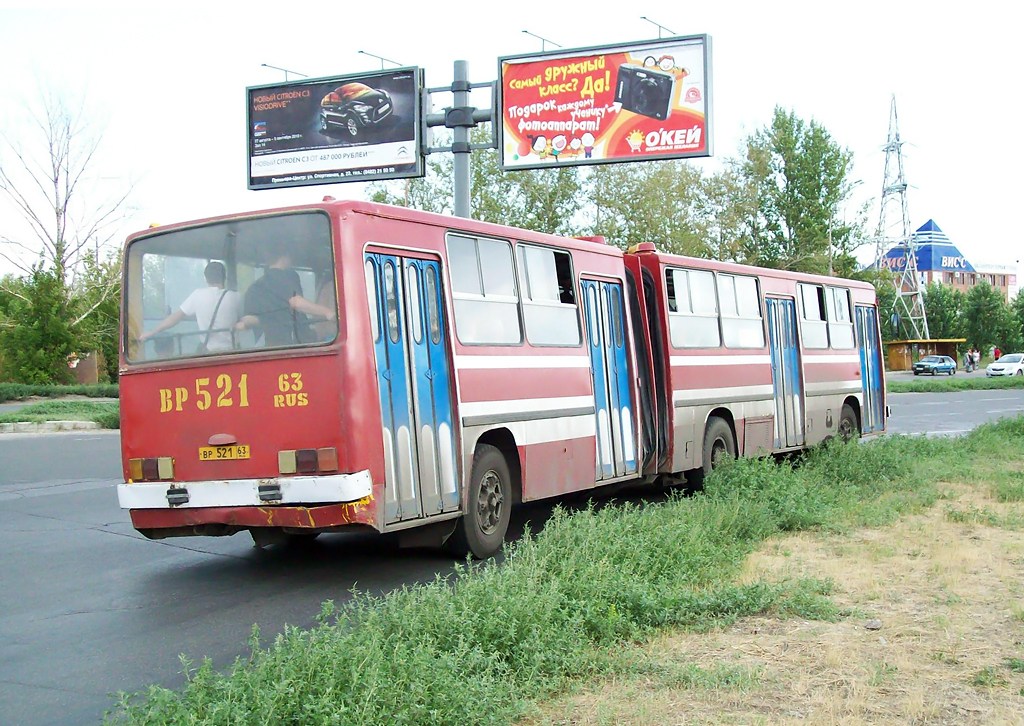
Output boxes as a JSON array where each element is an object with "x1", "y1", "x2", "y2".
[
  {"x1": 803, "y1": 353, "x2": 862, "y2": 364},
  {"x1": 455, "y1": 355, "x2": 591, "y2": 370},
  {"x1": 460, "y1": 395, "x2": 595, "y2": 417},
  {"x1": 670, "y1": 355, "x2": 771, "y2": 367},
  {"x1": 673, "y1": 384, "x2": 775, "y2": 406},
  {"x1": 462, "y1": 414, "x2": 597, "y2": 446}
]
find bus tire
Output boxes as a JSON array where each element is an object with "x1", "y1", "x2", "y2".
[
  {"x1": 448, "y1": 444, "x2": 511, "y2": 560},
  {"x1": 702, "y1": 417, "x2": 736, "y2": 477},
  {"x1": 838, "y1": 404, "x2": 859, "y2": 442}
]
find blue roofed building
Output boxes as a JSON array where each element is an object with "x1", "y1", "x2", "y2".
[{"x1": 879, "y1": 220, "x2": 1016, "y2": 301}]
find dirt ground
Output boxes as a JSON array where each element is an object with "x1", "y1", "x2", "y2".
[{"x1": 528, "y1": 482, "x2": 1024, "y2": 725}]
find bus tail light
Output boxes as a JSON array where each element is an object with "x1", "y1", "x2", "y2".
[
  {"x1": 278, "y1": 448, "x2": 338, "y2": 476},
  {"x1": 128, "y1": 457, "x2": 174, "y2": 482}
]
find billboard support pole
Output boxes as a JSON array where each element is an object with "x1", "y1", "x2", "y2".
[
  {"x1": 426, "y1": 62, "x2": 496, "y2": 219},
  {"x1": 453, "y1": 61, "x2": 471, "y2": 218}
]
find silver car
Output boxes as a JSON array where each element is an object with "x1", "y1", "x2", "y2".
[{"x1": 985, "y1": 353, "x2": 1024, "y2": 376}]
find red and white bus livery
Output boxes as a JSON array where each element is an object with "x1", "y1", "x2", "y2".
[{"x1": 118, "y1": 200, "x2": 886, "y2": 558}]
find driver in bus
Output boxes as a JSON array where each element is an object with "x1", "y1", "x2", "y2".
[
  {"x1": 235, "y1": 242, "x2": 335, "y2": 347},
  {"x1": 139, "y1": 261, "x2": 241, "y2": 355}
]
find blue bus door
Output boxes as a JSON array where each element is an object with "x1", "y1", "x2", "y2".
[
  {"x1": 855, "y1": 304, "x2": 885, "y2": 433},
  {"x1": 766, "y1": 297, "x2": 805, "y2": 448},
  {"x1": 365, "y1": 254, "x2": 459, "y2": 526},
  {"x1": 581, "y1": 280, "x2": 637, "y2": 480}
]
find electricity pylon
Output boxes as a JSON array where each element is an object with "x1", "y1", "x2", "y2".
[{"x1": 874, "y1": 96, "x2": 929, "y2": 339}]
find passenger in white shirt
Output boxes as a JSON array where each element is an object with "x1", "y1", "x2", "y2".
[{"x1": 140, "y1": 261, "x2": 242, "y2": 354}]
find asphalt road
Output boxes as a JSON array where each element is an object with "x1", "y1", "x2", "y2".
[
  {"x1": 0, "y1": 432, "x2": 467, "y2": 726},
  {"x1": 1, "y1": 388, "x2": 1023, "y2": 725}
]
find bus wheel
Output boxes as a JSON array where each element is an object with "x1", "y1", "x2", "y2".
[
  {"x1": 838, "y1": 404, "x2": 859, "y2": 442},
  {"x1": 449, "y1": 444, "x2": 512, "y2": 560},
  {"x1": 702, "y1": 417, "x2": 736, "y2": 477}
]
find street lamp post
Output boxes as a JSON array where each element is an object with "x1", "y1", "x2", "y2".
[
  {"x1": 358, "y1": 50, "x2": 402, "y2": 69},
  {"x1": 260, "y1": 63, "x2": 308, "y2": 81},
  {"x1": 639, "y1": 15, "x2": 676, "y2": 38},
  {"x1": 521, "y1": 30, "x2": 562, "y2": 51}
]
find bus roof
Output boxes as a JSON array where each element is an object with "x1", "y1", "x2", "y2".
[
  {"x1": 128, "y1": 198, "x2": 626, "y2": 261},
  {"x1": 631, "y1": 244, "x2": 876, "y2": 291}
]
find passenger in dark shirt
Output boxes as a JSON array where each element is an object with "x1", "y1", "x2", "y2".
[{"x1": 236, "y1": 248, "x2": 335, "y2": 347}]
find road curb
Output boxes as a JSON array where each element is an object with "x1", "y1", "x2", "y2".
[{"x1": 0, "y1": 420, "x2": 102, "y2": 434}]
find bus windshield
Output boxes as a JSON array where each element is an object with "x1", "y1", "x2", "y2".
[{"x1": 124, "y1": 211, "x2": 337, "y2": 362}]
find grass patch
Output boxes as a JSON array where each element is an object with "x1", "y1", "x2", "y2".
[
  {"x1": 0, "y1": 400, "x2": 119, "y2": 428},
  {"x1": 971, "y1": 667, "x2": 1009, "y2": 688},
  {"x1": 944, "y1": 505, "x2": 1024, "y2": 530},
  {"x1": 107, "y1": 416, "x2": 1024, "y2": 725},
  {"x1": 991, "y1": 472, "x2": 1024, "y2": 503},
  {"x1": 0, "y1": 382, "x2": 119, "y2": 403},
  {"x1": 638, "y1": 660, "x2": 763, "y2": 690},
  {"x1": 888, "y1": 375, "x2": 1024, "y2": 394}
]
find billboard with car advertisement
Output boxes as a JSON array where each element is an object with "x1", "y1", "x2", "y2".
[
  {"x1": 499, "y1": 36, "x2": 711, "y2": 170},
  {"x1": 247, "y1": 68, "x2": 424, "y2": 190}
]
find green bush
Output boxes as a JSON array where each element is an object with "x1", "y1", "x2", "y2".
[
  {"x1": 0, "y1": 267, "x2": 78, "y2": 384},
  {"x1": 889, "y1": 376, "x2": 1024, "y2": 394},
  {"x1": 0, "y1": 400, "x2": 119, "y2": 428},
  {"x1": 0, "y1": 383, "x2": 119, "y2": 403}
]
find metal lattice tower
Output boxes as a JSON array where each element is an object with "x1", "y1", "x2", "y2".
[{"x1": 874, "y1": 96, "x2": 929, "y2": 339}]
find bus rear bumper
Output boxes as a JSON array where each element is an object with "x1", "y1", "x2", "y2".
[{"x1": 118, "y1": 470, "x2": 373, "y2": 510}]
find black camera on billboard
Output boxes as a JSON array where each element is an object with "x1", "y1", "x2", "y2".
[{"x1": 614, "y1": 64, "x2": 675, "y2": 121}]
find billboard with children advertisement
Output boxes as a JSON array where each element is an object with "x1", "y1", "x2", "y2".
[{"x1": 499, "y1": 36, "x2": 712, "y2": 170}]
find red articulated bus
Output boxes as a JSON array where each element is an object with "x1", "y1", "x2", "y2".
[{"x1": 118, "y1": 200, "x2": 886, "y2": 558}]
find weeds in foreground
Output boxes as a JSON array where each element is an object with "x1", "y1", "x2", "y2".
[{"x1": 108, "y1": 417, "x2": 1024, "y2": 725}]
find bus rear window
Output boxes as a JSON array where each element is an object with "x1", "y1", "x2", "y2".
[{"x1": 124, "y1": 212, "x2": 337, "y2": 362}]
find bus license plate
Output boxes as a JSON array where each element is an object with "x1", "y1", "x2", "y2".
[{"x1": 199, "y1": 444, "x2": 250, "y2": 461}]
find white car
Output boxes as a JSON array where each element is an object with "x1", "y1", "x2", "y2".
[{"x1": 985, "y1": 353, "x2": 1024, "y2": 377}]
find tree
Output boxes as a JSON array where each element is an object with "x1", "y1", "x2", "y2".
[
  {"x1": 0, "y1": 266, "x2": 77, "y2": 384},
  {"x1": 369, "y1": 152, "x2": 454, "y2": 215},
  {"x1": 871, "y1": 273, "x2": 900, "y2": 341},
  {"x1": 371, "y1": 126, "x2": 586, "y2": 237},
  {"x1": 699, "y1": 165, "x2": 758, "y2": 263},
  {"x1": 1011, "y1": 291, "x2": 1024, "y2": 350},
  {"x1": 994, "y1": 296, "x2": 1024, "y2": 355},
  {"x1": 0, "y1": 93, "x2": 130, "y2": 286},
  {"x1": 962, "y1": 282, "x2": 1006, "y2": 353},
  {"x1": 0, "y1": 91, "x2": 131, "y2": 382},
  {"x1": 588, "y1": 160, "x2": 710, "y2": 254},
  {"x1": 74, "y1": 250, "x2": 122, "y2": 382},
  {"x1": 921, "y1": 281, "x2": 965, "y2": 340},
  {"x1": 733, "y1": 107, "x2": 863, "y2": 276}
]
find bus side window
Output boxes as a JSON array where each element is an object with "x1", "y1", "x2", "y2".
[
  {"x1": 799, "y1": 283, "x2": 829, "y2": 349},
  {"x1": 517, "y1": 244, "x2": 581, "y2": 346},
  {"x1": 447, "y1": 234, "x2": 521, "y2": 345},
  {"x1": 425, "y1": 266, "x2": 442, "y2": 345},
  {"x1": 364, "y1": 260, "x2": 381, "y2": 343},
  {"x1": 720, "y1": 274, "x2": 764, "y2": 348},
  {"x1": 666, "y1": 268, "x2": 720, "y2": 348},
  {"x1": 826, "y1": 286, "x2": 855, "y2": 349}
]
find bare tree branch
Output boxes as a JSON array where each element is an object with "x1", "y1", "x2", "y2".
[{"x1": 1, "y1": 91, "x2": 131, "y2": 285}]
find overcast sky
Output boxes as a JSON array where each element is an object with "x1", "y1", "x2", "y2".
[{"x1": 1, "y1": 2, "x2": 1020, "y2": 280}]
